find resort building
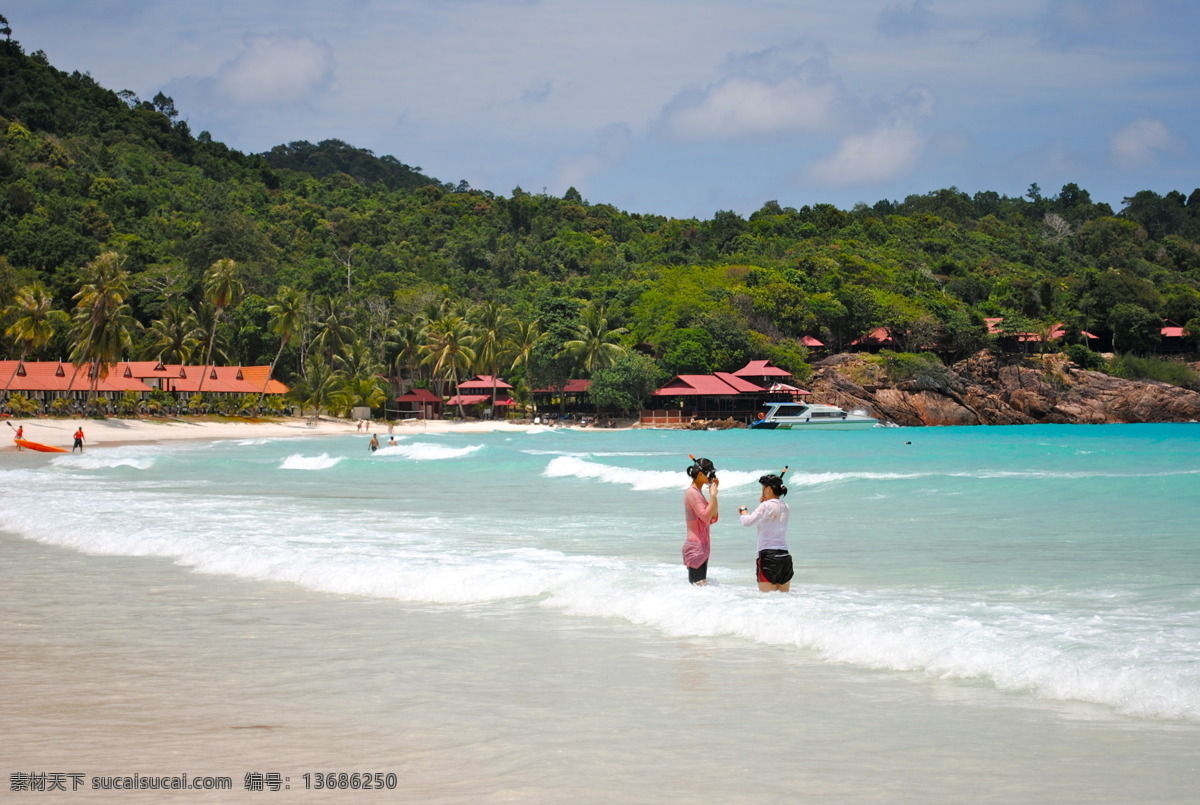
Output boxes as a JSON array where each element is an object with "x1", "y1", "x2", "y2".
[
  {"x1": 0, "y1": 360, "x2": 288, "y2": 412},
  {"x1": 643, "y1": 360, "x2": 809, "y2": 425}
]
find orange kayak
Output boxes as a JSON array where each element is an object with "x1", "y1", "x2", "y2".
[{"x1": 13, "y1": 438, "x2": 68, "y2": 453}]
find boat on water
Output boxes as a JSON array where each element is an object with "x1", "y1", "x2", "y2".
[{"x1": 749, "y1": 401, "x2": 878, "y2": 430}]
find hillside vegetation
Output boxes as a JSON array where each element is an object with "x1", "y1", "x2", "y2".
[{"x1": 2, "y1": 27, "x2": 1199, "y2": 416}]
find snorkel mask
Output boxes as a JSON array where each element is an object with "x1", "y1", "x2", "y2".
[{"x1": 688, "y1": 455, "x2": 717, "y2": 480}]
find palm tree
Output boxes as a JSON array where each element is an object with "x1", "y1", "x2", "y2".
[
  {"x1": 198, "y1": 258, "x2": 242, "y2": 393},
  {"x1": 68, "y1": 252, "x2": 136, "y2": 407},
  {"x1": 421, "y1": 315, "x2": 476, "y2": 417},
  {"x1": 556, "y1": 304, "x2": 627, "y2": 375},
  {"x1": 507, "y1": 316, "x2": 543, "y2": 398},
  {"x1": 471, "y1": 300, "x2": 511, "y2": 412},
  {"x1": 384, "y1": 315, "x2": 427, "y2": 392},
  {"x1": 3, "y1": 282, "x2": 68, "y2": 399},
  {"x1": 142, "y1": 301, "x2": 203, "y2": 363},
  {"x1": 291, "y1": 355, "x2": 346, "y2": 421},
  {"x1": 260, "y1": 286, "x2": 306, "y2": 402},
  {"x1": 309, "y1": 296, "x2": 353, "y2": 363}
]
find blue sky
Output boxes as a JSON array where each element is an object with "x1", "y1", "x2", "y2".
[{"x1": 6, "y1": 1, "x2": 1198, "y2": 218}]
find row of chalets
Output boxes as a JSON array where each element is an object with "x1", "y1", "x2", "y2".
[{"x1": 0, "y1": 359, "x2": 289, "y2": 402}]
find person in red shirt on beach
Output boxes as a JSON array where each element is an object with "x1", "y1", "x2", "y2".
[
  {"x1": 682, "y1": 457, "x2": 719, "y2": 585},
  {"x1": 73, "y1": 427, "x2": 85, "y2": 452}
]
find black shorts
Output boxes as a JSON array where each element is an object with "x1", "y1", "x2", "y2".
[
  {"x1": 688, "y1": 561, "x2": 708, "y2": 585},
  {"x1": 756, "y1": 550, "x2": 793, "y2": 585}
]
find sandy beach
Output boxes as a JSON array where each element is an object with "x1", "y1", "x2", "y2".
[{"x1": 4, "y1": 415, "x2": 574, "y2": 450}]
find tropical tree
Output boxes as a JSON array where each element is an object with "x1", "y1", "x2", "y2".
[
  {"x1": 421, "y1": 314, "x2": 476, "y2": 417},
  {"x1": 142, "y1": 300, "x2": 203, "y2": 363},
  {"x1": 198, "y1": 258, "x2": 242, "y2": 393},
  {"x1": 5, "y1": 282, "x2": 68, "y2": 359},
  {"x1": 471, "y1": 300, "x2": 512, "y2": 410},
  {"x1": 3, "y1": 282, "x2": 69, "y2": 400},
  {"x1": 507, "y1": 317, "x2": 543, "y2": 395},
  {"x1": 556, "y1": 304, "x2": 627, "y2": 375},
  {"x1": 261, "y1": 286, "x2": 306, "y2": 400},
  {"x1": 309, "y1": 295, "x2": 353, "y2": 363},
  {"x1": 290, "y1": 355, "x2": 346, "y2": 420},
  {"x1": 384, "y1": 315, "x2": 427, "y2": 391},
  {"x1": 68, "y1": 252, "x2": 136, "y2": 406}
]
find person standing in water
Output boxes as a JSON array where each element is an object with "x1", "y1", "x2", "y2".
[
  {"x1": 738, "y1": 472, "x2": 793, "y2": 592},
  {"x1": 368, "y1": 433, "x2": 379, "y2": 452},
  {"x1": 72, "y1": 426, "x2": 85, "y2": 453},
  {"x1": 683, "y1": 457, "x2": 719, "y2": 585}
]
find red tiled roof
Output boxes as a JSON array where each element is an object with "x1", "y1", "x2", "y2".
[
  {"x1": 800, "y1": 336, "x2": 825, "y2": 348},
  {"x1": 713, "y1": 372, "x2": 766, "y2": 393},
  {"x1": 532, "y1": 379, "x2": 591, "y2": 394},
  {"x1": 1162, "y1": 325, "x2": 1186, "y2": 338},
  {"x1": 457, "y1": 375, "x2": 513, "y2": 390},
  {"x1": 731, "y1": 360, "x2": 792, "y2": 378},
  {"x1": 0, "y1": 361, "x2": 152, "y2": 394},
  {"x1": 653, "y1": 375, "x2": 744, "y2": 396},
  {"x1": 850, "y1": 327, "x2": 894, "y2": 346},
  {"x1": 446, "y1": 394, "x2": 493, "y2": 405},
  {"x1": 397, "y1": 387, "x2": 442, "y2": 402}
]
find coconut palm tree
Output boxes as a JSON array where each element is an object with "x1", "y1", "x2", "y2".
[
  {"x1": 5, "y1": 282, "x2": 67, "y2": 359},
  {"x1": 507, "y1": 316, "x2": 543, "y2": 397},
  {"x1": 384, "y1": 315, "x2": 427, "y2": 392},
  {"x1": 309, "y1": 295, "x2": 353, "y2": 364},
  {"x1": 260, "y1": 286, "x2": 306, "y2": 402},
  {"x1": 198, "y1": 258, "x2": 242, "y2": 393},
  {"x1": 291, "y1": 354, "x2": 346, "y2": 421},
  {"x1": 142, "y1": 301, "x2": 203, "y2": 363},
  {"x1": 68, "y1": 252, "x2": 136, "y2": 407},
  {"x1": 421, "y1": 314, "x2": 476, "y2": 417},
  {"x1": 470, "y1": 300, "x2": 512, "y2": 412},
  {"x1": 556, "y1": 304, "x2": 627, "y2": 375},
  {"x1": 3, "y1": 282, "x2": 69, "y2": 400}
]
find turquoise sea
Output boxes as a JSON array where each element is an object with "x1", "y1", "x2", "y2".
[{"x1": 3, "y1": 423, "x2": 1199, "y2": 802}]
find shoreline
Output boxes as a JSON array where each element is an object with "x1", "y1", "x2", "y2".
[{"x1": 4, "y1": 415, "x2": 627, "y2": 450}]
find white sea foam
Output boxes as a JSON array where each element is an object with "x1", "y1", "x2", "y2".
[
  {"x1": 375, "y1": 442, "x2": 483, "y2": 460},
  {"x1": 543, "y1": 456, "x2": 767, "y2": 491},
  {"x1": 280, "y1": 453, "x2": 343, "y2": 470},
  {"x1": 49, "y1": 451, "x2": 159, "y2": 470}
]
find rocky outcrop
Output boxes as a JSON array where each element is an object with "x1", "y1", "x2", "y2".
[{"x1": 809, "y1": 351, "x2": 1200, "y2": 426}]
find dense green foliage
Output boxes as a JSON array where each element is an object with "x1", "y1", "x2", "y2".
[{"x1": 2, "y1": 30, "x2": 1199, "y2": 414}]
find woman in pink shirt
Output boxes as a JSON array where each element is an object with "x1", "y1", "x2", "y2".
[{"x1": 682, "y1": 457, "x2": 719, "y2": 585}]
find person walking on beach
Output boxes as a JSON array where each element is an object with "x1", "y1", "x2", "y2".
[
  {"x1": 14, "y1": 424, "x2": 23, "y2": 449},
  {"x1": 369, "y1": 433, "x2": 379, "y2": 452},
  {"x1": 738, "y1": 472, "x2": 793, "y2": 592},
  {"x1": 72, "y1": 426, "x2": 85, "y2": 453},
  {"x1": 683, "y1": 456, "x2": 719, "y2": 585}
]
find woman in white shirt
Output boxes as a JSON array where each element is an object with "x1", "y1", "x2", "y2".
[{"x1": 738, "y1": 473, "x2": 793, "y2": 592}]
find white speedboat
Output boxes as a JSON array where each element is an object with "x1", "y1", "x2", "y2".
[{"x1": 749, "y1": 401, "x2": 878, "y2": 430}]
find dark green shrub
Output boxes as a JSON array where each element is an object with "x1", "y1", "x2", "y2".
[
  {"x1": 1107, "y1": 355, "x2": 1199, "y2": 390},
  {"x1": 1066, "y1": 344, "x2": 1104, "y2": 370}
]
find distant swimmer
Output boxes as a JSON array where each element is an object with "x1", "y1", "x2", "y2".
[
  {"x1": 683, "y1": 456, "x2": 719, "y2": 586},
  {"x1": 738, "y1": 469, "x2": 793, "y2": 592},
  {"x1": 369, "y1": 434, "x2": 379, "y2": 452},
  {"x1": 387, "y1": 436, "x2": 397, "y2": 447},
  {"x1": 72, "y1": 427, "x2": 85, "y2": 453}
]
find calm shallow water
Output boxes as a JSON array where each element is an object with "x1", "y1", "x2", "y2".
[{"x1": 2, "y1": 423, "x2": 1199, "y2": 801}]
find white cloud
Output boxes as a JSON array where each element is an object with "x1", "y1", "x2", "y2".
[
  {"x1": 1109, "y1": 117, "x2": 1185, "y2": 166},
  {"x1": 663, "y1": 75, "x2": 842, "y2": 140},
  {"x1": 551, "y1": 123, "x2": 633, "y2": 194},
  {"x1": 808, "y1": 121, "x2": 926, "y2": 186},
  {"x1": 215, "y1": 34, "x2": 334, "y2": 106}
]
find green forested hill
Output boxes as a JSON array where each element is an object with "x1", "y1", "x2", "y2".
[{"x1": 2, "y1": 30, "x2": 1199, "y2": 414}]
